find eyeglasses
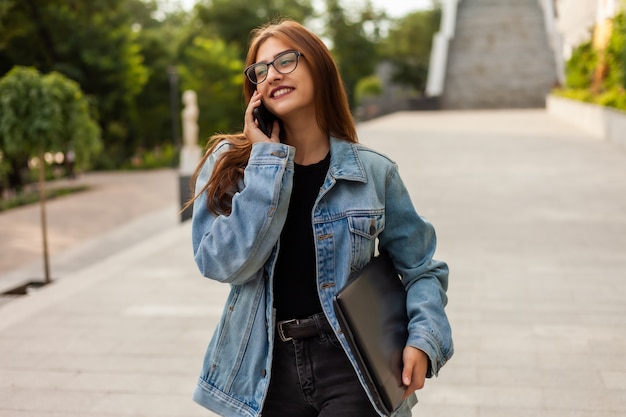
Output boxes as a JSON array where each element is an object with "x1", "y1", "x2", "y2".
[{"x1": 244, "y1": 50, "x2": 303, "y2": 85}]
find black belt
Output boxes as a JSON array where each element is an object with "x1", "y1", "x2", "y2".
[{"x1": 276, "y1": 312, "x2": 334, "y2": 342}]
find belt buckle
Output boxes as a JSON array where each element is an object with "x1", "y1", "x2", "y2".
[{"x1": 277, "y1": 319, "x2": 297, "y2": 342}]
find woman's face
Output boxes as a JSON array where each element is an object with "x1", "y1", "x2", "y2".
[{"x1": 254, "y1": 37, "x2": 315, "y2": 122}]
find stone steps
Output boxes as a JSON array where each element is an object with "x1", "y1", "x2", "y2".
[{"x1": 441, "y1": 0, "x2": 558, "y2": 109}]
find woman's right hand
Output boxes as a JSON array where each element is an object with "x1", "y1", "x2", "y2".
[{"x1": 243, "y1": 90, "x2": 280, "y2": 144}]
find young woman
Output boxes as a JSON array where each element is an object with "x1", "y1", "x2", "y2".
[{"x1": 188, "y1": 19, "x2": 453, "y2": 417}]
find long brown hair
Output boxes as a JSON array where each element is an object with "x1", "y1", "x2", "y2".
[{"x1": 184, "y1": 19, "x2": 357, "y2": 215}]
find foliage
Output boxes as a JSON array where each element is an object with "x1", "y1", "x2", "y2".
[
  {"x1": 0, "y1": 0, "x2": 148, "y2": 167},
  {"x1": 380, "y1": 8, "x2": 441, "y2": 92},
  {"x1": 133, "y1": 2, "x2": 189, "y2": 152},
  {"x1": 178, "y1": 37, "x2": 246, "y2": 143},
  {"x1": 564, "y1": 40, "x2": 597, "y2": 89},
  {"x1": 605, "y1": 12, "x2": 626, "y2": 91},
  {"x1": 43, "y1": 72, "x2": 103, "y2": 170},
  {"x1": 0, "y1": 184, "x2": 89, "y2": 212},
  {"x1": 194, "y1": 0, "x2": 314, "y2": 53},
  {"x1": 0, "y1": 66, "x2": 102, "y2": 186},
  {"x1": 323, "y1": 0, "x2": 383, "y2": 108},
  {"x1": 0, "y1": 67, "x2": 61, "y2": 156},
  {"x1": 0, "y1": 0, "x2": 444, "y2": 174},
  {"x1": 0, "y1": 150, "x2": 9, "y2": 187},
  {"x1": 558, "y1": 12, "x2": 626, "y2": 111},
  {"x1": 355, "y1": 75, "x2": 382, "y2": 104},
  {"x1": 552, "y1": 87, "x2": 594, "y2": 103},
  {"x1": 125, "y1": 143, "x2": 178, "y2": 170}
]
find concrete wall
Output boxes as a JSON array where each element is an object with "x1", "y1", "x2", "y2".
[{"x1": 546, "y1": 94, "x2": 626, "y2": 149}]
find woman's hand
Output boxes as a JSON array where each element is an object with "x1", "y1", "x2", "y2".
[
  {"x1": 243, "y1": 90, "x2": 280, "y2": 144},
  {"x1": 401, "y1": 346, "x2": 429, "y2": 399}
]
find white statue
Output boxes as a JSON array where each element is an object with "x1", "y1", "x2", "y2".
[
  {"x1": 180, "y1": 90, "x2": 201, "y2": 175},
  {"x1": 182, "y1": 90, "x2": 199, "y2": 148}
]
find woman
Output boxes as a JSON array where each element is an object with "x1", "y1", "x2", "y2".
[{"x1": 188, "y1": 19, "x2": 453, "y2": 417}]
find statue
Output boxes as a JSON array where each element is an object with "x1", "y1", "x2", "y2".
[
  {"x1": 182, "y1": 90, "x2": 199, "y2": 148},
  {"x1": 179, "y1": 90, "x2": 201, "y2": 176}
]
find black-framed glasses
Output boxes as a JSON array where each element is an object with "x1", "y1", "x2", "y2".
[{"x1": 244, "y1": 50, "x2": 303, "y2": 85}]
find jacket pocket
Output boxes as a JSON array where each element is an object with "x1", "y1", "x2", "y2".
[
  {"x1": 347, "y1": 212, "x2": 384, "y2": 271},
  {"x1": 203, "y1": 285, "x2": 242, "y2": 382}
]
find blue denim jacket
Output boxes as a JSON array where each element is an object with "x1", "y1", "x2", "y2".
[{"x1": 191, "y1": 137, "x2": 453, "y2": 417}]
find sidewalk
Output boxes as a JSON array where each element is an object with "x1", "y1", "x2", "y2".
[
  {"x1": 1, "y1": 109, "x2": 625, "y2": 416},
  {"x1": 0, "y1": 169, "x2": 180, "y2": 297}
]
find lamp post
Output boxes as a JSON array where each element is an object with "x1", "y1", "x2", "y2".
[{"x1": 168, "y1": 65, "x2": 181, "y2": 151}]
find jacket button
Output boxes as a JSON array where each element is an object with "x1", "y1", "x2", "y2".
[
  {"x1": 260, "y1": 368, "x2": 267, "y2": 377},
  {"x1": 271, "y1": 150, "x2": 287, "y2": 158},
  {"x1": 369, "y1": 220, "x2": 376, "y2": 235}
]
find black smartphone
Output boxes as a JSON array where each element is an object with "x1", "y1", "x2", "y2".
[{"x1": 253, "y1": 102, "x2": 278, "y2": 137}]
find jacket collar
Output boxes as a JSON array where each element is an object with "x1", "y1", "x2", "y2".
[{"x1": 328, "y1": 136, "x2": 367, "y2": 183}]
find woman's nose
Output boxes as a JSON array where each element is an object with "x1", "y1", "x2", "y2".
[{"x1": 266, "y1": 64, "x2": 283, "y2": 82}]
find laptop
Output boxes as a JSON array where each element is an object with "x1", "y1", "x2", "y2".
[{"x1": 333, "y1": 253, "x2": 409, "y2": 416}]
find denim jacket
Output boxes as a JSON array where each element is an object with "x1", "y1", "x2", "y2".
[{"x1": 191, "y1": 137, "x2": 453, "y2": 417}]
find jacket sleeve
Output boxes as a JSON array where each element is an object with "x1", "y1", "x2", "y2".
[
  {"x1": 191, "y1": 141, "x2": 294, "y2": 285},
  {"x1": 378, "y1": 164, "x2": 453, "y2": 377}
]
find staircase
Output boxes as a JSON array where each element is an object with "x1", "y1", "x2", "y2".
[{"x1": 441, "y1": 0, "x2": 558, "y2": 109}]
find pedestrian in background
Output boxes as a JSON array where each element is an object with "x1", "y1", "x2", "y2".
[{"x1": 186, "y1": 19, "x2": 453, "y2": 417}]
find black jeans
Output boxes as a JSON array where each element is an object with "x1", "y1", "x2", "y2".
[{"x1": 261, "y1": 329, "x2": 379, "y2": 417}]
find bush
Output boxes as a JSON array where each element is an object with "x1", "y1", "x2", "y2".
[
  {"x1": 124, "y1": 143, "x2": 178, "y2": 170},
  {"x1": 355, "y1": 75, "x2": 383, "y2": 105},
  {"x1": 557, "y1": 12, "x2": 626, "y2": 112},
  {"x1": 0, "y1": 185, "x2": 89, "y2": 212},
  {"x1": 565, "y1": 40, "x2": 596, "y2": 89}
]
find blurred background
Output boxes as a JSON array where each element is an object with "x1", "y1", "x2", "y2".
[
  {"x1": 0, "y1": 0, "x2": 624, "y2": 198},
  {"x1": 1, "y1": 2, "x2": 625, "y2": 416}
]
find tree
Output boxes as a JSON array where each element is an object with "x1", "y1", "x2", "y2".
[
  {"x1": 194, "y1": 0, "x2": 314, "y2": 54},
  {"x1": 323, "y1": 0, "x2": 383, "y2": 108},
  {"x1": 0, "y1": 0, "x2": 148, "y2": 168},
  {"x1": 43, "y1": 72, "x2": 103, "y2": 169},
  {"x1": 178, "y1": 37, "x2": 246, "y2": 142},
  {"x1": 0, "y1": 66, "x2": 101, "y2": 283},
  {"x1": 380, "y1": 8, "x2": 441, "y2": 93},
  {"x1": 132, "y1": 4, "x2": 190, "y2": 152}
]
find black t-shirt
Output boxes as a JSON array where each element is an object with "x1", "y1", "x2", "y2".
[{"x1": 273, "y1": 152, "x2": 331, "y2": 320}]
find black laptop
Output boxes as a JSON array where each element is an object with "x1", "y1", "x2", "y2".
[{"x1": 333, "y1": 253, "x2": 409, "y2": 416}]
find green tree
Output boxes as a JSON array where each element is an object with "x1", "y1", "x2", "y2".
[
  {"x1": 0, "y1": 66, "x2": 101, "y2": 283},
  {"x1": 0, "y1": 0, "x2": 148, "y2": 167},
  {"x1": 194, "y1": 0, "x2": 314, "y2": 53},
  {"x1": 43, "y1": 72, "x2": 103, "y2": 170},
  {"x1": 323, "y1": 0, "x2": 383, "y2": 108},
  {"x1": 132, "y1": 4, "x2": 190, "y2": 152},
  {"x1": 380, "y1": 8, "x2": 441, "y2": 92},
  {"x1": 178, "y1": 37, "x2": 246, "y2": 142}
]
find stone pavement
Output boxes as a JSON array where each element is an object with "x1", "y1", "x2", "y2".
[
  {"x1": 0, "y1": 109, "x2": 625, "y2": 416},
  {"x1": 0, "y1": 169, "x2": 180, "y2": 297}
]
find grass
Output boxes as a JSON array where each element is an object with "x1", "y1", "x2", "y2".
[{"x1": 0, "y1": 185, "x2": 90, "y2": 212}]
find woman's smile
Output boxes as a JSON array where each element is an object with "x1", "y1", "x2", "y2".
[{"x1": 270, "y1": 87, "x2": 294, "y2": 99}]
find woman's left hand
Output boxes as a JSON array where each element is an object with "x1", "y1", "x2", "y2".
[{"x1": 401, "y1": 346, "x2": 428, "y2": 398}]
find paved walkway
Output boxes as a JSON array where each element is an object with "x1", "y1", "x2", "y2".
[
  {"x1": 0, "y1": 169, "x2": 180, "y2": 296},
  {"x1": 1, "y1": 110, "x2": 625, "y2": 417}
]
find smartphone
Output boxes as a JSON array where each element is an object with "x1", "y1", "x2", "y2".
[{"x1": 253, "y1": 102, "x2": 278, "y2": 137}]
